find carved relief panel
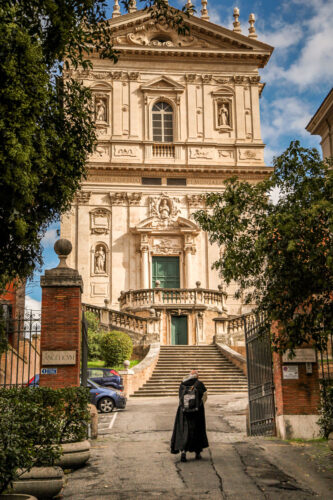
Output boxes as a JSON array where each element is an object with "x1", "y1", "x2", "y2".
[{"x1": 90, "y1": 209, "x2": 110, "y2": 234}]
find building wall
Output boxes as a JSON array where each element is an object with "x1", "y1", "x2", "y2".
[{"x1": 61, "y1": 12, "x2": 273, "y2": 335}]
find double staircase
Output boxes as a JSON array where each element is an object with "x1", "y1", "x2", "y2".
[{"x1": 132, "y1": 345, "x2": 248, "y2": 397}]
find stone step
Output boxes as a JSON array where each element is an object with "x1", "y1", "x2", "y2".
[{"x1": 133, "y1": 344, "x2": 247, "y2": 397}]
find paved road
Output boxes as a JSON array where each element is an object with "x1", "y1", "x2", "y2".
[{"x1": 63, "y1": 394, "x2": 333, "y2": 499}]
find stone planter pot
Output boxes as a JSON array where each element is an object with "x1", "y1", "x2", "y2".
[
  {"x1": 328, "y1": 432, "x2": 333, "y2": 452},
  {"x1": 11, "y1": 467, "x2": 64, "y2": 499},
  {"x1": 0, "y1": 496, "x2": 37, "y2": 500},
  {"x1": 57, "y1": 440, "x2": 90, "y2": 469}
]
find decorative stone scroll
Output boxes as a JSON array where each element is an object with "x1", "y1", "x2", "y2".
[
  {"x1": 186, "y1": 194, "x2": 204, "y2": 208},
  {"x1": 114, "y1": 146, "x2": 138, "y2": 158},
  {"x1": 91, "y1": 144, "x2": 110, "y2": 161},
  {"x1": 127, "y1": 193, "x2": 142, "y2": 205},
  {"x1": 90, "y1": 209, "x2": 110, "y2": 235},
  {"x1": 152, "y1": 237, "x2": 182, "y2": 255},
  {"x1": 109, "y1": 192, "x2": 128, "y2": 205},
  {"x1": 76, "y1": 191, "x2": 91, "y2": 204}
]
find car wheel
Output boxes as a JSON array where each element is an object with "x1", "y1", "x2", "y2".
[{"x1": 98, "y1": 397, "x2": 115, "y2": 413}]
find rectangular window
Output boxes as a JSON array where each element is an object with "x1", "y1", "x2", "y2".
[
  {"x1": 142, "y1": 177, "x2": 162, "y2": 185},
  {"x1": 167, "y1": 178, "x2": 187, "y2": 186}
]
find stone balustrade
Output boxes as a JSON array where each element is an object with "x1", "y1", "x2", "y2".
[
  {"x1": 152, "y1": 143, "x2": 175, "y2": 158},
  {"x1": 82, "y1": 303, "x2": 160, "y2": 346},
  {"x1": 119, "y1": 287, "x2": 226, "y2": 310},
  {"x1": 214, "y1": 311, "x2": 256, "y2": 346}
]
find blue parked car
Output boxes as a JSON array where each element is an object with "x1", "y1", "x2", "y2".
[
  {"x1": 27, "y1": 375, "x2": 126, "y2": 413},
  {"x1": 87, "y1": 367, "x2": 123, "y2": 391},
  {"x1": 87, "y1": 379, "x2": 126, "y2": 413}
]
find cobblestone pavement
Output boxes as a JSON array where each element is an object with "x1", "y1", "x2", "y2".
[{"x1": 62, "y1": 394, "x2": 333, "y2": 499}]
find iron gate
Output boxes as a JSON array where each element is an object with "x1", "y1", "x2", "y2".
[
  {"x1": 245, "y1": 314, "x2": 276, "y2": 436},
  {"x1": 0, "y1": 309, "x2": 40, "y2": 388},
  {"x1": 81, "y1": 311, "x2": 88, "y2": 387}
]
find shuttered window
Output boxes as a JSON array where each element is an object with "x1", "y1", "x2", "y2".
[{"x1": 152, "y1": 102, "x2": 173, "y2": 143}]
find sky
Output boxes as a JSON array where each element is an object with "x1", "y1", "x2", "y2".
[{"x1": 25, "y1": 0, "x2": 333, "y2": 310}]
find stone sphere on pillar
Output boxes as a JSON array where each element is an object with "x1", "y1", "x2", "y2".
[{"x1": 54, "y1": 239, "x2": 72, "y2": 268}]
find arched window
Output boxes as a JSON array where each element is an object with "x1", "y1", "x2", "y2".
[{"x1": 152, "y1": 102, "x2": 173, "y2": 143}]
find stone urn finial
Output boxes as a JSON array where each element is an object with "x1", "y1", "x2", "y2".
[
  {"x1": 123, "y1": 360, "x2": 130, "y2": 370},
  {"x1": 155, "y1": 280, "x2": 161, "y2": 288},
  {"x1": 196, "y1": 281, "x2": 201, "y2": 289},
  {"x1": 54, "y1": 239, "x2": 72, "y2": 268}
]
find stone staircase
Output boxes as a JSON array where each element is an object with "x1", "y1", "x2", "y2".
[{"x1": 132, "y1": 345, "x2": 248, "y2": 397}]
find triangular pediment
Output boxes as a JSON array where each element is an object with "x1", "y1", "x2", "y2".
[
  {"x1": 108, "y1": 9, "x2": 273, "y2": 61},
  {"x1": 140, "y1": 76, "x2": 184, "y2": 92}
]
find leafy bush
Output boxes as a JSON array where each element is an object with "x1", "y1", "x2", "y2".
[
  {"x1": 318, "y1": 381, "x2": 333, "y2": 438},
  {"x1": 0, "y1": 386, "x2": 90, "y2": 494},
  {"x1": 85, "y1": 311, "x2": 104, "y2": 361},
  {"x1": 100, "y1": 330, "x2": 133, "y2": 367}
]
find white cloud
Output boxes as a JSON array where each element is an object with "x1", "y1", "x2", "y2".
[
  {"x1": 25, "y1": 296, "x2": 41, "y2": 312},
  {"x1": 41, "y1": 228, "x2": 58, "y2": 248},
  {"x1": 261, "y1": 97, "x2": 312, "y2": 144},
  {"x1": 269, "y1": 186, "x2": 282, "y2": 205},
  {"x1": 264, "y1": 146, "x2": 280, "y2": 166},
  {"x1": 260, "y1": 0, "x2": 333, "y2": 89}
]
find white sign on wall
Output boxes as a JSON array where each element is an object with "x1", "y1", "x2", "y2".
[
  {"x1": 283, "y1": 365, "x2": 299, "y2": 380},
  {"x1": 42, "y1": 351, "x2": 76, "y2": 366},
  {"x1": 282, "y1": 348, "x2": 316, "y2": 363}
]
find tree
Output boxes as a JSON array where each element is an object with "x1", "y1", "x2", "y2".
[
  {"x1": 85, "y1": 311, "x2": 104, "y2": 360},
  {"x1": 194, "y1": 141, "x2": 333, "y2": 352},
  {"x1": 100, "y1": 330, "x2": 133, "y2": 367},
  {"x1": 0, "y1": 0, "x2": 192, "y2": 291}
]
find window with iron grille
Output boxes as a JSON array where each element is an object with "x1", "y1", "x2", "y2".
[{"x1": 152, "y1": 102, "x2": 173, "y2": 143}]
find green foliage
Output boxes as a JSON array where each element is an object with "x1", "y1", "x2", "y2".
[
  {"x1": 85, "y1": 311, "x2": 104, "y2": 361},
  {"x1": 318, "y1": 382, "x2": 333, "y2": 439},
  {"x1": 0, "y1": 1, "x2": 193, "y2": 291},
  {"x1": 194, "y1": 141, "x2": 333, "y2": 352},
  {"x1": 0, "y1": 386, "x2": 90, "y2": 494},
  {"x1": 100, "y1": 330, "x2": 133, "y2": 367}
]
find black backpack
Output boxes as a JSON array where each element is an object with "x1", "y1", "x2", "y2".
[{"x1": 180, "y1": 380, "x2": 200, "y2": 413}]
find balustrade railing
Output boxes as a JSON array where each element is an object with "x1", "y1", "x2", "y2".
[
  {"x1": 152, "y1": 143, "x2": 175, "y2": 158},
  {"x1": 82, "y1": 303, "x2": 148, "y2": 336},
  {"x1": 119, "y1": 287, "x2": 225, "y2": 310}
]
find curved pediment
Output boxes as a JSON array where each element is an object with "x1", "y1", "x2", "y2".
[{"x1": 133, "y1": 216, "x2": 200, "y2": 234}]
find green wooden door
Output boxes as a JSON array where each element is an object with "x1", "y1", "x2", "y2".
[
  {"x1": 152, "y1": 257, "x2": 180, "y2": 288},
  {"x1": 171, "y1": 316, "x2": 188, "y2": 345}
]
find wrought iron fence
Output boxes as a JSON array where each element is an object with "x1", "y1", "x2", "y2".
[
  {"x1": 245, "y1": 313, "x2": 276, "y2": 436},
  {"x1": 318, "y1": 332, "x2": 333, "y2": 384},
  {"x1": 0, "y1": 310, "x2": 40, "y2": 388}
]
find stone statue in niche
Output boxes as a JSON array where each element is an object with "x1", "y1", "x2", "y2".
[
  {"x1": 95, "y1": 245, "x2": 106, "y2": 273},
  {"x1": 95, "y1": 99, "x2": 107, "y2": 122},
  {"x1": 159, "y1": 198, "x2": 171, "y2": 219},
  {"x1": 217, "y1": 101, "x2": 230, "y2": 127}
]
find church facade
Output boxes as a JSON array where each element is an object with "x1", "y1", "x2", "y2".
[{"x1": 61, "y1": 3, "x2": 273, "y2": 346}]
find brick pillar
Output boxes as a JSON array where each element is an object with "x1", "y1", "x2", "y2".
[
  {"x1": 40, "y1": 239, "x2": 83, "y2": 388},
  {"x1": 273, "y1": 347, "x2": 321, "y2": 439}
]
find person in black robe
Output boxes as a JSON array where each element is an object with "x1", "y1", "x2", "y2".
[{"x1": 171, "y1": 369, "x2": 209, "y2": 462}]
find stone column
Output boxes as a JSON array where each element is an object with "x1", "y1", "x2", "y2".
[
  {"x1": 40, "y1": 239, "x2": 83, "y2": 388},
  {"x1": 141, "y1": 247, "x2": 150, "y2": 289},
  {"x1": 185, "y1": 247, "x2": 192, "y2": 288}
]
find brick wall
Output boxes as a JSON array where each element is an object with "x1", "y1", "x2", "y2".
[
  {"x1": 40, "y1": 286, "x2": 81, "y2": 388},
  {"x1": 273, "y1": 352, "x2": 320, "y2": 416}
]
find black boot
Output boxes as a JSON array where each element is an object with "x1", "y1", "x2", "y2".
[
  {"x1": 181, "y1": 452, "x2": 187, "y2": 462},
  {"x1": 195, "y1": 452, "x2": 202, "y2": 460}
]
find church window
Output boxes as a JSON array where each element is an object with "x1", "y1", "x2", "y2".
[
  {"x1": 142, "y1": 177, "x2": 162, "y2": 185},
  {"x1": 167, "y1": 178, "x2": 186, "y2": 186},
  {"x1": 152, "y1": 102, "x2": 173, "y2": 143}
]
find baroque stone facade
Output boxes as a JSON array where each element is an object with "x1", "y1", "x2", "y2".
[{"x1": 61, "y1": 5, "x2": 273, "y2": 345}]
